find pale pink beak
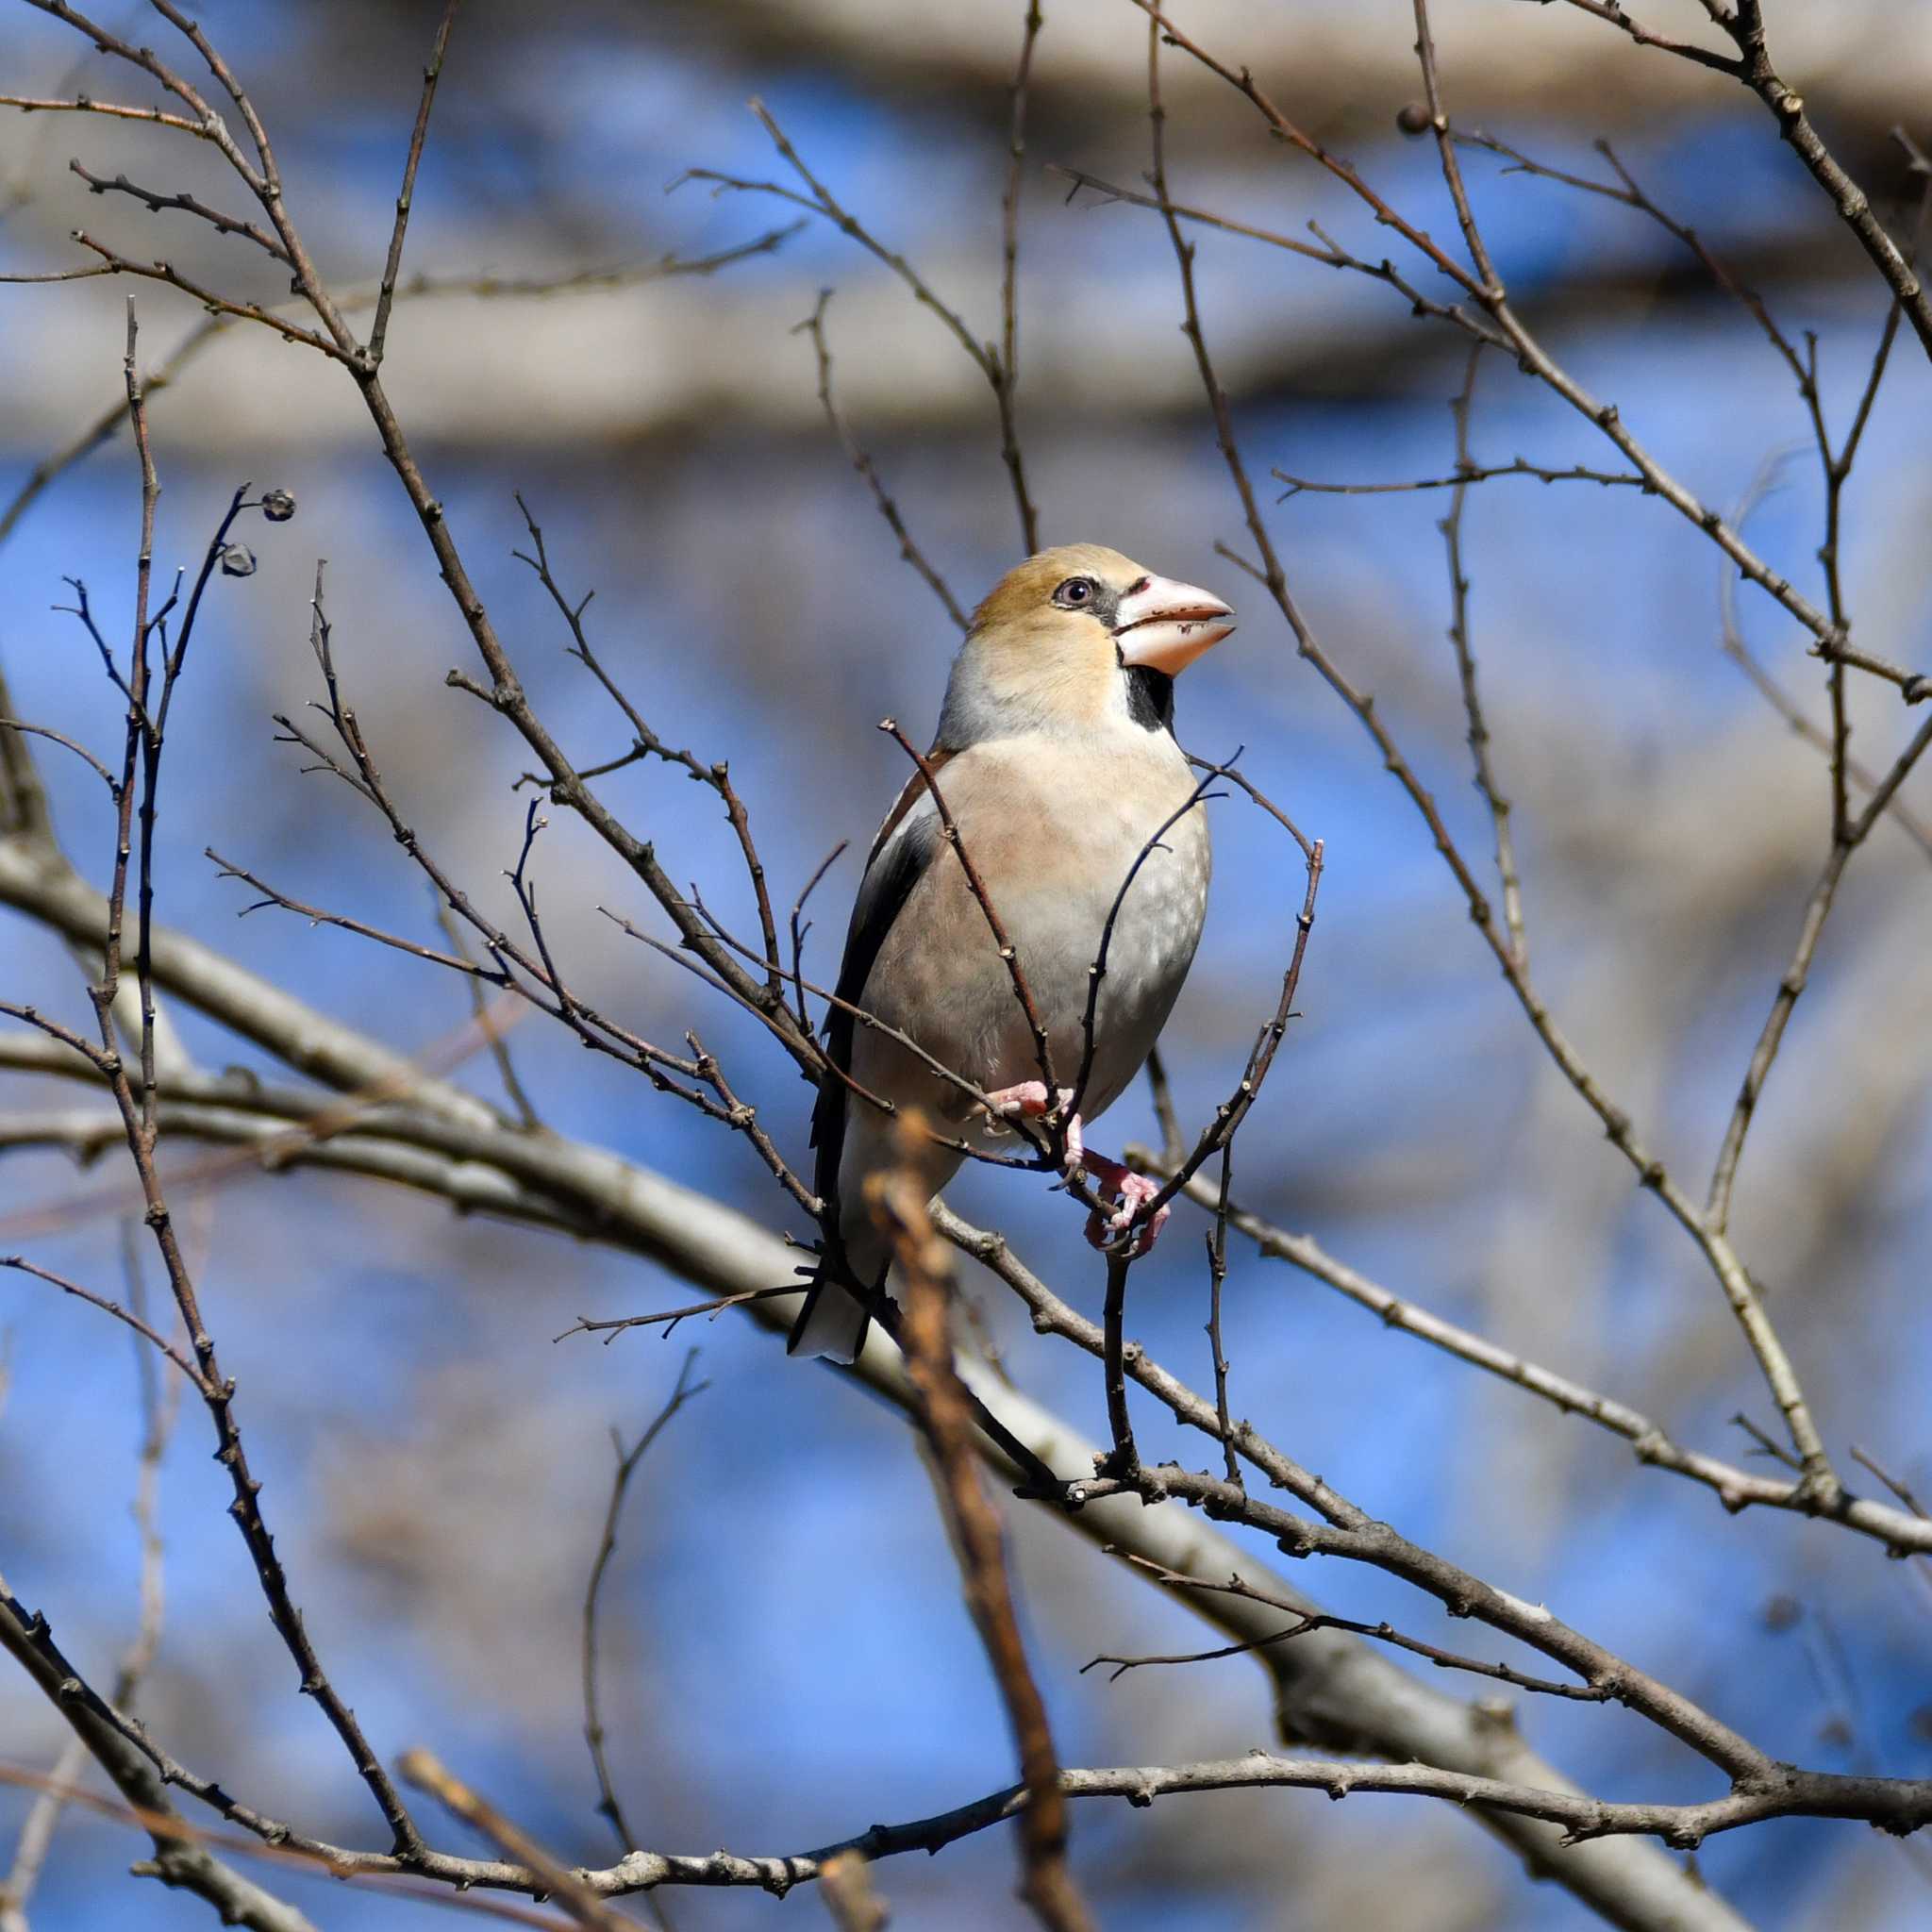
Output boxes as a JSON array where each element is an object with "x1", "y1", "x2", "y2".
[{"x1": 1112, "y1": 573, "x2": 1236, "y2": 676}]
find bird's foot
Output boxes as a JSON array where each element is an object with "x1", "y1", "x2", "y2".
[
  {"x1": 1077, "y1": 1152, "x2": 1169, "y2": 1255},
  {"x1": 982, "y1": 1082, "x2": 1083, "y2": 1167}
]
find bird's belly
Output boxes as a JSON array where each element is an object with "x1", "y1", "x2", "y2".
[
  {"x1": 990, "y1": 802, "x2": 1209, "y2": 1119},
  {"x1": 851, "y1": 747, "x2": 1210, "y2": 1131}
]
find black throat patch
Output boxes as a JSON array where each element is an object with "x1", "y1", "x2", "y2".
[{"x1": 1123, "y1": 663, "x2": 1175, "y2": 733}]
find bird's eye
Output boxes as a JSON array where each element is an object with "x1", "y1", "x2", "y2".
[{"x1": 1054, "y1": 576, "x2": 1096, "y2": 608}]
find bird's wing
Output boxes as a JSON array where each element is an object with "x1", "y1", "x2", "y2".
[
  {"x1": 861, "y1": 753, "x2": 952, "y2": 872},
  {"x1": 809, "y1": 758, "x2": 952, "y2": 1236}
]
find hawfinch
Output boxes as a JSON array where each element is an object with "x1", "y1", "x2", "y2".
[{"x1": 790, "y1": 544, "x2": 1235, "y2": 1362}]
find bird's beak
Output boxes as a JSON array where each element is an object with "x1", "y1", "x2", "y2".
[{"x1": 1112, "y1": 575, "x2": 1236, "y2": 676}]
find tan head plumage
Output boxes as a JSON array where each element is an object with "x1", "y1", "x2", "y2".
[
  {"x1": 968, "y1": 543, "x2": 1149, "y2": 636},
  {"x1": 938, "y1": 544, "x2": 1233, "y2": 748}
]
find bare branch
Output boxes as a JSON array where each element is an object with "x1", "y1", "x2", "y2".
[
  {"x1": 0, "y1": 1026, "x2": 1798, "y2": 1925},
  {"x1": 1706, "y1": 709, "x2": 1932, "y2": 1231},
  {"x1": 872, "y1": 1130, "x2": 1094, "y2": 1932},
  {"x1": 0, "y1": 716, "x2": 119, "y2": 791},
  {"x1": 1525, "y1": 0, "x2": 1740, "y2": 75},
  {"x1": 367, "y1": 0, "x2": 461, "y2": 367},
  {"x1": 1139, "y1": 4, "x2": 1840, "y2": 1504},
  {"x1": 0, "y1": 1253, "x2": 208, "y2": 1390},
  {"x1": 1438, "y1": 345, "x2": 1527, "y2": 962},
  {"x1": 1127, "y1": 0, "x2": 1892, "y2": 688},
  {"x1": 4, "y1": 230, "x2": 353, "y2": 359},
  {"x1": 788, "y1": 837, "x2": 849, "y2": 1033},
  {"x1": 580, "y1": 1352, "x2": 708, "y2": 1855},
  {"x1": 0, "y1": 1584, "x2": 319, "y2": 1932},
  {"x1": 510, "y1": 495, "x2": 787, "y2": 1012},
  {"x1": 981, "y1": 1239, "x2": 1778, "y2": 1782},
  {"x1": 68, "y1": 156, "x2": 292, "y2": 263},
  {"x1": 996, "y1": 1, "x2": 1045, "y2": 552},
  {"x1": 791, "y1": 291, "x2": 970, "y2": 632},
  {"x1": 1086, "y1": 1584, "x2": 1609, "y2": 1704},
  {"x1": 0, "y1": 1224, "x2": 185, "y2": 1929},
  {"x1": 1129, "y1": 1163, "x2": 1932, "y2": 1557},
  {"x1": 691, "y1": 99, "x2": 1040, "y2": 550},
  {"x1": 1536, "y1": 0, "x2": 1932, "y2": 358},
  {"x1": 1204, "y1": 1142, "x2": 1237, "y2": 1487},
  {"x1": 434, "y1": 896, "x2": 543, "y2": 1130},
  {"x1": 1276, "y1": 456, "x2": 1648, "y2": 497},
  {"x1": 397, "y1": 1750, "x2": 633, "y2": 1932}
]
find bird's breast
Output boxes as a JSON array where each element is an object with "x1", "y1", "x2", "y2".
[
  {"x1": 850, "y1": 731, "x2": 1212, "y2": 1126},
  {"x1": 968, "y1": 739, "x2": 1211, "y2": 1110}
]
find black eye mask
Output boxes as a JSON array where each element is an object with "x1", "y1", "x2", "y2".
[{"x1": 1052, "y1": 575, "x2": 1124, "y2": 628}]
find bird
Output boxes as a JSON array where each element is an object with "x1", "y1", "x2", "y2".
[{"x1": 788, "y1": 543, "x2": 1235, "y2": 1363}]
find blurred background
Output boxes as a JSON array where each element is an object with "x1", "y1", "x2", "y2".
[{"x1": 3, "y1": 2, "x2": 1931, "y2": 1927}]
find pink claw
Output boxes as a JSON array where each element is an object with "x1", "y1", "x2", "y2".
[
  {"x1": 983, "y1": 1086, "x2": 1165, "y2": 1247},
  {"x1": 983, "y1": 1082, "x2": 1083, "y2": 1167},
  {"x1": 984, "y1": 1080, "x2": 1055, "y2": 1118},
  {"x1": 1077, "y1": 1159, "x2": 1169, "y2": 1255}
]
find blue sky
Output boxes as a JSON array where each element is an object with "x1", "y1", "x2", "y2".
[{"x1": 4, "y1": 5, "x2": 1932, "y2": 1929}]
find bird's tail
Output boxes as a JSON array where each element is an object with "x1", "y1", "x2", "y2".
[
  {"x1": 786, "y1": 1219, "x2": 891, "y2": 1364},
  {"x1": 785, "y1": 1272, "x2": 874, "y2": 1364}
]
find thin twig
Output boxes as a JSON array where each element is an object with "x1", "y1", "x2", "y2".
[
  {"x1": 996, "y1": 0, "x2": 1045, "y2": 553},
  {"x1": 1459, "y1": 128, "x2": 1807, "y2": 384},
  {"x1": 691, "y1": 101, "x2": 1040, "y2": 552},
  {"x1": 1539, "y1": 0, "x2": 1932, "y2": 361},
  {"x1": 1129, "y1": 0, "x2": 1883, "y2": 689},
  {"x1": 1138, "y1": 821, "x2": 1322, "y2": 1225},
  {"x1": 1089, "y1": 1560, "x2": 1607, "y2": 1701},
  {"x1": 1069, "y1": 763, "x2": 1224, "y2": 1119},
  {"x1": 1276, "y1": 455, "x2": 1647, "y2": 497},
  {"x1": 555, "y1": 1287, "x2": 802, "y2": 1345},
  {"x1": 0, "y1": 230, "x2": 801, "y2": 558},
  {"x1": 261, "y1": 575, "x2": 812, "y2": 1193},
  {"x1": 1706, "y1": 709, "x2": 1932, "y2": 1233},
  {"x1": 1141, "y1": 1044, "x2": 1185, "y2": 1170},
  {"x1": 1528, "y1": 0, "x2": 1741, "y2": 75},
  {"x1": 511, "y1": 496, "x2": 786, "y2": 1012},
  {"x1": 1125, "y1": 1162, "x2": 1932, "y2": 1556},
  {"x1": 368, "y1": 0, "x2": 461, "y2": 368},
  {"x1": 57, "y1": 317, "x2": 432, "y2": 1857},
  {"x1": 788, "y1": 838, "x2": 848, "y2": 1034},
  {"x1": 581, "y1": 1352, "x2": 707, "y2": 1856},
  {"x1": 619, "y1": 905, "x2": 1049, "y2": 1175},
  {"x1": 0, "y1": 718, "x2": 119, "y2": 791},
  {"x1": 791, "y1": 292, "x2": 970, "y2": 632},
  {"x1": 942, "y1": 1210, "x2": 1779, "y2": 1784},
  {"x1": 1143, "y1": 0, "x2": 1841, "y2": 1507},
  {"x1": 1205, "y1": 1143, "x2": 1238, "y2": 1486},
  {"x1": 1715, "y1": 472, "x2": 1932, "y2": 862},
  {"x1": 0, "y1": 1254, "x2": 207, "y2": 1391},
  {"x1": 1439, "y1": 344, "x2": 1526, "y2": 962},
  {"x1": 5, "y1": 231, "x2": 352, "y2": 359},
  {"x1": 0, "y1": 1225, "x2": 187, "y2": 1931},
  {"x1": 212, "y1": 851, "x2": 493, "y2": 977},
  {"x1": 67, "y1": 157, "x2": 292, "y2": 263},
  {"x1": 433, "y1": 897, "x2": 542, "y2": 1129}
]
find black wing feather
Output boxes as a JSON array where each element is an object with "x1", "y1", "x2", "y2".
[{"x1": 810, "y1": 806, "x2": 942, "y2": 1240}]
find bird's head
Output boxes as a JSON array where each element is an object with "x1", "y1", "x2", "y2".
[{"x1": 940, "y1": 543, "x2": 1235, "y2": 745}]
